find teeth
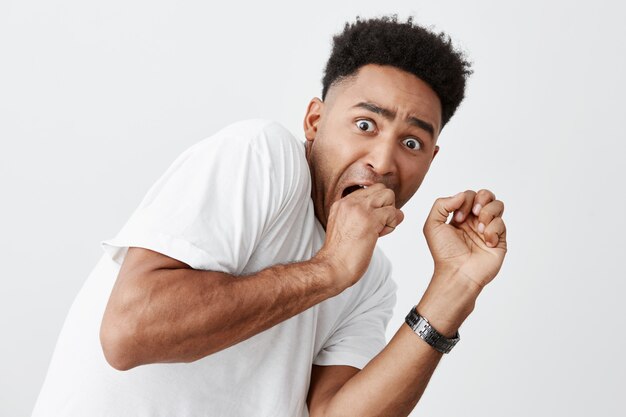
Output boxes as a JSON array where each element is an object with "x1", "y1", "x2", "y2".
[{"x1": 360, "y1": 185, "x2": 368, "y2": 189}]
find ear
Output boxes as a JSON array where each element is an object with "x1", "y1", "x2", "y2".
[
  {"x1": 431, "y1": 145, "x2": 440, "y2": 161},
  {"x1": 303, "y1": 97, "x2": 324, "y2": 142}
]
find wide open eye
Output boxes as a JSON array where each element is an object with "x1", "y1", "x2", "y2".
[
  {"x1": 355, "y1": 119, "x2": 375, "y2": 132},
  {"x1": 402, "y1": 137, "x2": 422, "y2": 151}
]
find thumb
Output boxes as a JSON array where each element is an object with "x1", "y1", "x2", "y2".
[{"x1": 424, "y1": 192, "x2": 465, "y2": 233}]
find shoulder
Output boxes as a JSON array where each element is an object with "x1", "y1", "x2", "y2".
[
  {"x1": 195, "y1": 118, "x2": 310, "y2": 207},
  {"x1": 195, "y1": 119, "x2": 303, "y2": 158},
  {"x1": 176, "y1": 118, "x2": 306, "y2": 178}
]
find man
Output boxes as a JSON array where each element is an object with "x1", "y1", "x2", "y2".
[{"x1": 32, "y1": 16, "x2": 507, "y2": 417}]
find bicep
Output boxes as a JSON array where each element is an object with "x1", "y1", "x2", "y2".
[
  {"x1": 117, "y1": 247, "x2": 191, "y2": 282},
  {"x1": 105, "y1": 247, "x2": 192, "y2": 305},
  {"x1": 103, "y1": 247, "x2": 193, "y2": 335},
  {"x1": 307, "y1": 364, "x2": 359, "y2": 417},
  {"x1": 104, "y1": 246, "x2": 188, "y2": 312}
]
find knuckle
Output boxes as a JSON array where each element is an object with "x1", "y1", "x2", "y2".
[
  {"x1": 354, "y1": 204, "x2": 369, "y2": 217},
  {"x1": 478, "y1": 212, "x2": 491, "y2": 223},
  {"x1": 491, "y1": 219, "x2": 505, "y2": 233},
  {"x1": 479, "y1": 188, "x2": 496, "y2": 200},
  {"x1": 433, "y1": 199, "x2": 446, "y2": 212},
  {"x1": 479, "y1": 204, "x2": 495, "y2": 217},
  {"x1": 344, "y1": 198, "x2": 358, "y2": 209}
]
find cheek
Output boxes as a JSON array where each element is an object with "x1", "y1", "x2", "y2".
[
  {"x1": 398, "y1": 161, "x2": 430, "y2": 203},
  {"x1": 309, "y1": 138, "x2": 349, "y2": 190},
  {"x1": 316, "y1": 127, "x2": 363, "y2": 174}
]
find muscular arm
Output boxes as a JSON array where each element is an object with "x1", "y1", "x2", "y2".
[
  {"x1": 100, "y1": 246, "x2": 341, "y2": 370},
  {"x1": 100, "y1": 184, "x2": 403, "y2": 371}
]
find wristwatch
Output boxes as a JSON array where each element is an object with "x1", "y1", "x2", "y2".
[{"x1": 405, "y1": 306, "x2": 460, "y2": 354}]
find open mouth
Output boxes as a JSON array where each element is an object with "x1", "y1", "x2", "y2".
[{"x1": 341, "y1": 184, "x2": 367, "y2": 198}]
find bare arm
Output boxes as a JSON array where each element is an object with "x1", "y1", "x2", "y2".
[
  {"x1": 100, "y1": 246, "x2": 341, "y2": 370},
  {"x1": 308, "y1": 273, "x2": 478, "y2": 417},
  {"x1": 307, "y1": 329, "x2": 443, "y2": 417},
  {"x1": 308, "y1": 189, "x2": 507, "y2": 417},
  {"x1": 100, "y1": 183, "x2": 404, "y2": 371}
]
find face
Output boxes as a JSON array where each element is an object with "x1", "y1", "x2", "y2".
[{"x1": 303, "y1": 64, "x2": 443, "y2": 228}]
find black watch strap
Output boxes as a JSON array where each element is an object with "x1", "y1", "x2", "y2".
[{"x1": 405, "y1": 306, "x2": 460, "y2": 354}]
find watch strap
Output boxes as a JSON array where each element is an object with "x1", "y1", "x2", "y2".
[{"x1": 405, "y1": 306, "x2": 460, "y2": 354}]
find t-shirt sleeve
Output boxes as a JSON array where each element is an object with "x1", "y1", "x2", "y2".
[
  {"x1": 101, "y1": 119, "x2": 307, "y2": 273},
  {"x1": 313, "y1": 249, "x2": 398, "y2": 370}
]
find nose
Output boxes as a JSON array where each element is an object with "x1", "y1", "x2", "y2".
[{"x1": 364, "y1": 136, "x2": 397, "y2": 177}]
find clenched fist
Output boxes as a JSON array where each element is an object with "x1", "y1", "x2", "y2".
[{"x1": 316, "y1": 183, "x2": 404, "y2": 289}]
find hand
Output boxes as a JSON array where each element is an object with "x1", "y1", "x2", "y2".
[
  {"x1": 317, "y1": 183, "x2": 404, "y2": 289},
  {"x1": 423, "y1": 189, "x2": 507, "y2": 291},
  {"x1": 415, "y1": 190, "x2": 507, "y2": 336}
]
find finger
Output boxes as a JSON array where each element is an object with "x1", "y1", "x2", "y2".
[
  {"x1": 482, "y1": 216, "x2": 506, "y2": 248},
  {"x1": 471, "y1": 189, "x2": 497, "y2": 217},
  {"x1": 376, "y1": 207, "x2": 404, "y2": 237},
  {"x1": 451, "y1": 189, "x2": 477, "y2": 223},
  {"x1": 346, "y1": 182, "x2": 386, "y2": 199},
  {"x1": 367, "y1": 187, "x2": 396, "y2": 208},
  {"x1": 424, "y1": 192, "x2": 466, "y2": 232},
  {"x1": 477, "y1": 200, "x2": 505, "y2": 233}
]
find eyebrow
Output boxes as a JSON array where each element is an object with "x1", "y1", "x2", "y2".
[{"x1": 352, "y1": 101, "x2": 435, "y2": 138}]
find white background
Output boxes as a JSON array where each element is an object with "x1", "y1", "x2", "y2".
[{"x1": 2, "y1": 0, "x2": 625, "y2": 416}]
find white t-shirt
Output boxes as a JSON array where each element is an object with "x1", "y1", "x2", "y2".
[{"x1": 32, "y1": 119, "x2": 397, "y2": 417}]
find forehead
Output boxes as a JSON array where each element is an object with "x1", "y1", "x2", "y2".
[{"x1": 327, "y1": 64, "x2": 442, "y2": 133}]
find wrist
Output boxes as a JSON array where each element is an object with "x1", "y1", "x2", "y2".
[
  {"x1": 310, "y1": 250, "x2": 350, "y2": 296},
  {"x1": 416, "y1": 269, "x2": 481, "y2": 338}
]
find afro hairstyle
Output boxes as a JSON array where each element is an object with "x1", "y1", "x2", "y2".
[{"x1": 322, "y1": 15, "x2": 472, "y2": 128}]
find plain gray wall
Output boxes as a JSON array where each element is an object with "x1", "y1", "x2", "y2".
[{"x1": 1, "y1": 0, "x2": 624, "y2": 416}]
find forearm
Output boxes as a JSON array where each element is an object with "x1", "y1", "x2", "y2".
[
  {"x1": 101, "y1": 255, "x2": 341, "y2": 370},
  {"x1": 320, "y1": 272, "x2": 480, "y2": 417}
]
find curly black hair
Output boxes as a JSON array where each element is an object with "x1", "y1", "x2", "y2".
[{"x1": 322, "y1": 15, "x2": 472, "y2": 128}]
